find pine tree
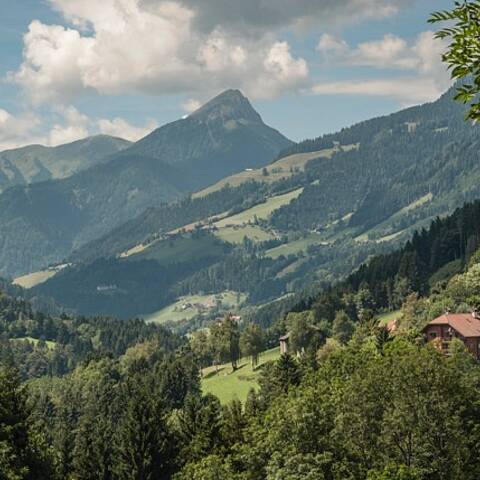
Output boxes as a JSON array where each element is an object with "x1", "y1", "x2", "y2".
[
  {"x1": 0, "y1": 366, "x2": 52, "y2": 480},
  {"x1": 114, "y1": 379, "x2": 172, "y2": 480}
]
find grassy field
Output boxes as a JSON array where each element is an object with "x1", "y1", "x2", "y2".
[
  {"x1": 13, "y1": 337, "x2": 56, "y2": 350},
  {"x1": 377, "y1": 310, "x2": 402, "y2": 326},
  {"x1": 265, "y1": 233, "x2": 326, "y2": 259},
  {"x1": 130, "y1": 234, "x2": 228, "y2": 265},
  {"x1": 194, "y1": 149, "x2": 336, "y2": 198},
  {"x1": 215, "y1": 225, "x2": 275, "y2": 244},
  {"x1": 202, "y1": 347, "x2": 281, "y2": 404},
  {"x1": 13, "y1": 264, "x2": 70, "y2": 289},
  {"x1": 212, "y1": 188, "x2": 303, "y2": 244},
  {"x1": 214, "y1": 188, "x2": 303, "y2": 228},
  {"x1": 142, "y1": 291, "x2": 246, "y2": 325}
]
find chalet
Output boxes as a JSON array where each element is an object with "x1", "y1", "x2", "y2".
[
  {"x1": 279, "y1": 333, "x2": 290, "y2": 355},
  {"x1": 423, "y1": 312, "x2": 480, "y2": 360}
]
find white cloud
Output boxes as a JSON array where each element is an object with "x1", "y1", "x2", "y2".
[
  {"x1": 313, "y1": 31, "x2": 452, "y2": 104},
  {"x1": 0, "y1": 109, "x2": 43, "y2": 151},
  {"x1": 178, "y1": 0, "x2": 412, "y2": 34},
  {"x1": 317, "y1": 32, "x2": 440, "y2": 70},
  {"x1": 0, "y1": 105, "x2": 154, "y2": 151},
  {"x1": 182, "y1": 99, "x2": 202, "y2": 113},
  {"x1": 250, "y1": 42, "x2": 309, "y2": 99},
  {"x1": 10, "y1": 0, "x2": 309, "y2": 103},
  {"x1": 310, "y1": 78, "x2": 445, "y2": 104},
  {"x1": 97, "y1": 117, "x2": 158, "y2": 141},
  {"x1": 0, "y1": 106, "x2": 91, "y2": 151},
  {"x1": 48, "y1": 105, "x2": 90, "y2": 146},
  {"x1": 11, "y1": 20, "x2": 95, "y2": 104}
]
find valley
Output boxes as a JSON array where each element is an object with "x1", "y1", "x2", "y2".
[
  {"x1": 7, "y1": 84, "x2": 479, "y2": 331},
  {"x1": 5, "y1": 3, "x2": 480, "y2": 480}
]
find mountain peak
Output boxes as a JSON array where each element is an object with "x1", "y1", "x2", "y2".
[{"x1": 189, "y1": 89, "x2": 263, "y2": 124}]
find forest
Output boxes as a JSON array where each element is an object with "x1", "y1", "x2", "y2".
[{"x1": 4, "y1": 185, "x2": 480, "y2": 479}]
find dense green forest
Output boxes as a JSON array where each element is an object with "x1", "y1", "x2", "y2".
[
  {"x1": 0, "y1": 291, "x2": 181, "y2": 380},
  {"x1": 4, "y1": 256, "x2": 480, "y2": 479},
  {"x1": 5, "y1": 188, "x2": 480, "y2": 478}
]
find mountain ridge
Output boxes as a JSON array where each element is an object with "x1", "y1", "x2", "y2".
[
  {"x1": 0, "y1": 134, "x2": 131, "y2": 193},
  {"x1": 0, "y1": 90, "x2": 292, "y2": 277},
  {"x1": 30, "y1": 84, "x2": 480, "y2": 322}
]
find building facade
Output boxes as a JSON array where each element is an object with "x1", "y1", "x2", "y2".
[{"x1": 423, "y1": 313, "x2": 480, "y2": 360}]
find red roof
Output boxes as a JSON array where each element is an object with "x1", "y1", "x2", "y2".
[{"x1": 426, "y1": 313, "x2": 480, "y2": 338}]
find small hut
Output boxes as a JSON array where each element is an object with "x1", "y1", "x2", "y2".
[{"x1": 279, "y1": 333, "x2": 290, "y2": 355}]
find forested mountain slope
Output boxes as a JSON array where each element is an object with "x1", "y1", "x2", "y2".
[
  {"x1": 269, "y1": 86, "x2": 480, "y2": 237},
  {"x1": 0, "y1": 90, "x2": 291, "y2": 277},
  {"x1": 290, "y1": 198, "x2": 480, "y2": 328},
  {"x1": 76, "y1": 83, "x2": 479, "y2": 267},
  {"x1": 29, "y1": 84, "x2": 480, "y2": 321},
  {"x1": 0, "y1": 135, "x2": 131, "y2": 193}
]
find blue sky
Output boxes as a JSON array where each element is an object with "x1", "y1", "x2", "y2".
[{"x1": 0, "y1": 0, "x2": 453, "y2": 149}]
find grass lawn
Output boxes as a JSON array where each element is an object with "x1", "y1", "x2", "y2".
[
  {"x1": 202, "y1": 347, "x2": 281, "y2": 404},
  {"x1": 13, "y1": 264, "x2": 70, "y2": 289},
  {"x1": 265, "y1": 233, "x2": 326, "y2": 259},
  {"x1": 215, "y1": 225, "x2": 275, "y2": 244},
  {"x1": 130, "y1": 235, "x2": 227, "y2": 265},
  {"x1": 194, "y1": 149, "x2": 335, "y2": 198},
  {"x1": 214, "y1": 188, "x2": 303, "y2": 228},
  {"x1": 13, "y1": 337, "x2": 56, "y2": 350},
  {"x1": 143, "y1": 291, "x2": 246, "y2": 325},
  {"x1": 213, "y1": 188, "x2": 304, "y2": 244},
  {"x1": 377, "y1": 310, "x2": 402, "y2": 326}
]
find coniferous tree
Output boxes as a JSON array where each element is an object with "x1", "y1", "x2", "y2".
[
  {"x1": 114, "y1": 379, "x2": 173, "y2": 480},
  {"x1": 0, "y1": 366, "x2": 52, "y2": 480}
]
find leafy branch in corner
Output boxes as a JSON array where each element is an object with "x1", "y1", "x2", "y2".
[{"x1": 429, "y1": 0, "x2": 480, "y2": 120}]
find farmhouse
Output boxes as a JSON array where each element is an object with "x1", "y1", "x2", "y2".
[{"x1": 423, "y1": 312, "x2": 480, "y2": 360}]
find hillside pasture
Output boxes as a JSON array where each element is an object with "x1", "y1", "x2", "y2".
[
  {"x1": 194, "y1": 147, "x2": 344, "y2": 198},
  {"x1": 13, "y1": 264, "x2": 70, "y2": 289},
  {"x1": 214, "y1": 188, "x2": 303, "y2": 228},
  {"x1": 202, "y1": 347, "x2": 281, "y2": 404},
  {"x1": 215, "y1": 225, "x2": 275, "y2": 244},
  {"x1": 265, "y1": 233, "x2": 326, "y2": 259},
  {"x1": 211, "y1": 188, "x2": 303, "y2": 244},
  {"x1": 129, "y1": 234, "x2": 229, "y2": 265},
  {"x1": 12, "y1": 337, "x2": 57, "y2": 350},
  {"x1": 142, "y1": 291, "x2": 245, "y2": 325}
]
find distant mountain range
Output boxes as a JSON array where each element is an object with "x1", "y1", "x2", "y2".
[
  {"x1": 0, "y1": 135, "x2": 131, "y2": 193},
  {"x1": 0, "y1": 90, "x2": 291, "y2": 276},
  {"x1": 27, "y1": 84, "x2": 480, "y2": 321}
]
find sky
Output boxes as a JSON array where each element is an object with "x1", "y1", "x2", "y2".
[{"x1": 0, "y1": 0, "x2": 454, "y2": 150}]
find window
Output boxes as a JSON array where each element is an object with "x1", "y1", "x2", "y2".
[{"x1": 430, "y1": 332, "x2": 437, "y2": 338}]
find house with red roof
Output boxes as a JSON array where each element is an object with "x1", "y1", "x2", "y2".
[{"x1": 423, "y1": 312, "x2": 480, "y2": 360}]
